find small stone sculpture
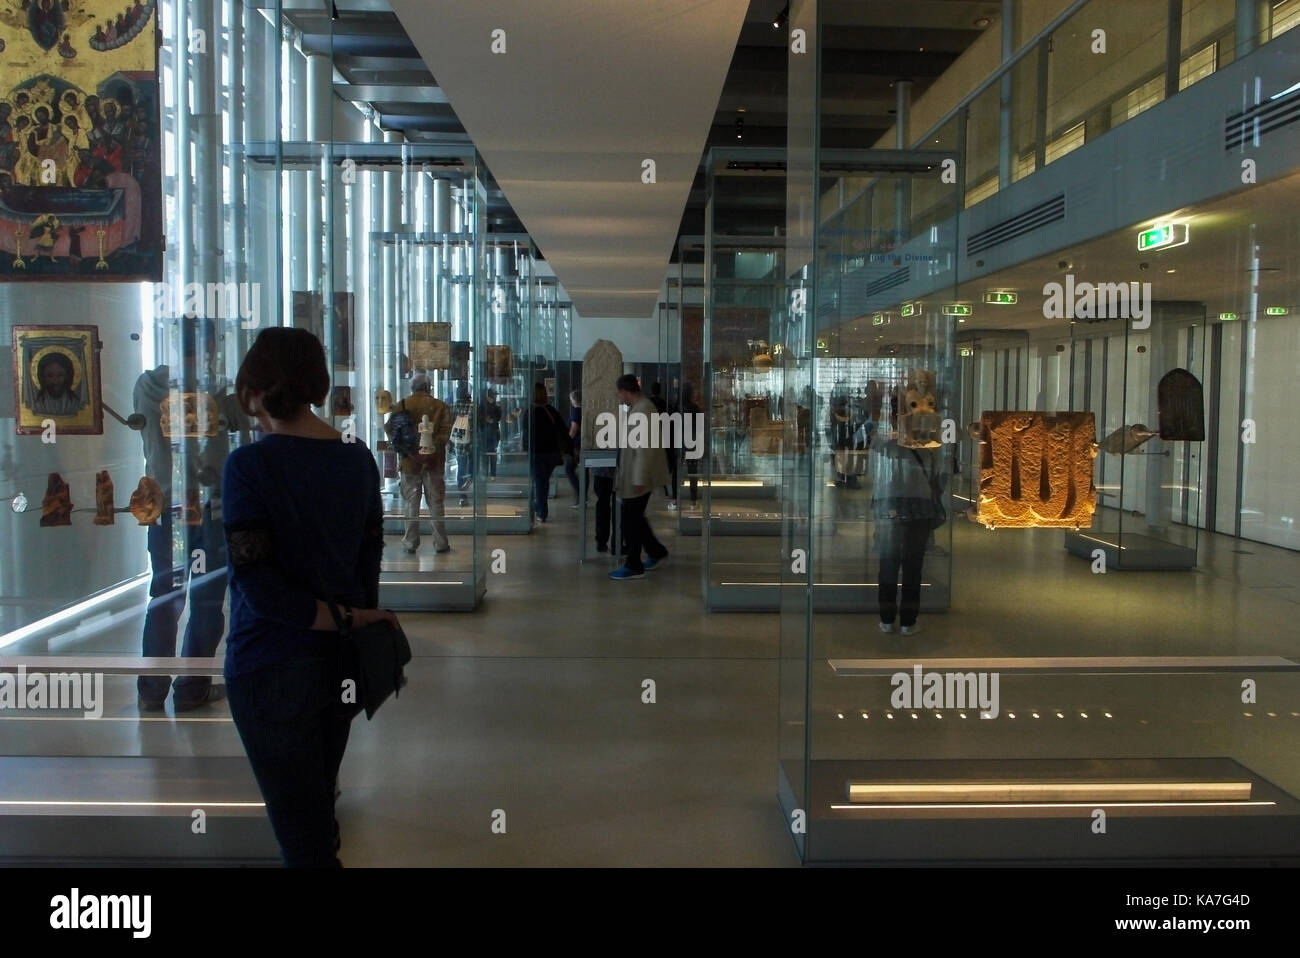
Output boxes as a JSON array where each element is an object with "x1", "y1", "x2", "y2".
[
  {"x1": 418, "y1": 414, "x2": 434, "y2": 456},
  {"x1": 375, "y1": 389, "x2": 393, "y2": 415},
  {"x1": 129, "y1": 476, "x2": 164, "y2": 526},
  {"x1": 40, "y1": 473, "x2": 73, "y2": 527},
  {"x1": 93, "y1": 470, "x2": 115, "y2": 525}
]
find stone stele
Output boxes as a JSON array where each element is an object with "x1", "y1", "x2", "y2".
[
  {"x1": 977, "y1": 411, "x2": 1098, "y2": 529},
  {"x1": 581, "y1": 339, "x2": 623, "y2": 451}
]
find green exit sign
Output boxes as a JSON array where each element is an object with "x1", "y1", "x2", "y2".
[
  {"x1": 1137, "y1": 222, "x2": 1189, "y2": 251},
  {"x1": 1265, "y1": 306, "x2": 1289, "y2": 316},
  {"x1": 872, "y1": 313, "x2": 885, "y2": 326},
  {"x1": 1218, "y1": 312, "x2": 1238, "y2": 321},
  {"x1": 900, "y1": 302, "x2": 919, "y2": 317},
  {"x1": 942, "y1": 304, "x2": 973, "y2": 317},
  {"x1": 959, "y1": 346, "x2": 975, "y2": 357},
  {"x1": 984, "y1": 291, "x2": 1017, "y2": 305}
]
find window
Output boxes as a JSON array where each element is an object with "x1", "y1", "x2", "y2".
[{"x1": 1179, "y1": 43, "x2": 1217, "y2": 90}]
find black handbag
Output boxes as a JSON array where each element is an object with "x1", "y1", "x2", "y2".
[
  {"x1": 273, "y1": 456, "x2": 412, "y2": 720},
  {"x1": 326, "y1": 598, "x2": 411, "y2": 721}
]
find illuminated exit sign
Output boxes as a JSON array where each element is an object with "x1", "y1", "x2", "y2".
[
  {"x1": 1265, "y1": 306, "x2": 1289, "y2": 316},
  {"x1": 1137, "y1": 222, "x2": 1189, "y2": 251},
  {"x1": 872, "y1": 313, "x2": 886, "y2": 326},
  {"x1": 959, "y1": 346, "x2": 975, "y2": 357},
  {"x1": 984, "y1": 291, "x2": 1017, "y2": 305},
  {"x1": 900, "y1": 302, "x2": 920, "y2": 317},
  {"x1": 941, "y1": 304, "x2": 973, "y2": 317}
]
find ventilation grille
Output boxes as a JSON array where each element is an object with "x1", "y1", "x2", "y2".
[
  {"x1": 857, "y1": 265, "x2": 911, "y2": 300},
  {"x1": 966, "y1": 194, "x2": 1066, "y2": 256},
  {"x1": 1225, "y1": 88, "x2": 1300, "y2": 150}
]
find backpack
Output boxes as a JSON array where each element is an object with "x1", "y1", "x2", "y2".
[{"x1": 389, "y1": 411, "x2": 420, "y2": 458}]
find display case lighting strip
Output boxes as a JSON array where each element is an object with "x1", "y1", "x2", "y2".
[
  {"x1": 830, "y1": 800, "x2": 1273, "y2": 810},
  {"x1": 846, "y1": 781, "x2": 1252, "y2": 803},
  {"x1": 0, "y1": 576, "x2": 148, "y2": 651}
]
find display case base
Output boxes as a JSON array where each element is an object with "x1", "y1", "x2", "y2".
[
  {"x1": 779, "y1": 757, "x2": 1300, "y2": 864},
  {"x1": 1066, "y1": 531, "x2": 1197, "y2": 570},
  {"x1": 0, "y1": 756, "x2": 279, "y2": 865}
]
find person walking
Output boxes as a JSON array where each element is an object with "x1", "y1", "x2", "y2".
[
  {"x1": 610, "y1": 374, "x2": 670, "y2": 580},
  {"x1": 565, "y1": 389, "x2": 583, "y2": 507},
  {"x1": 222, "y1": 327, "x2": 397, "y2": 867},
  {"x1": 523, "y1": 382, "x2": 567, "y2": 523},
  {"x1": 385, "y1": 374, "x2": 451, "y2": 554}
]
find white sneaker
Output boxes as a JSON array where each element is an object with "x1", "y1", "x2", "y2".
[
  {"x1": 900, "y1": 623, "x2": 922, "y2": 636},
  {"x1": 878, "y1": 622, "x2": 894, "y2": 634}
]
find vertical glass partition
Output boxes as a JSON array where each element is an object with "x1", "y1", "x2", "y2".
[{"x1": 780, "y1": 0, "x2": 1300, "y2": 866}]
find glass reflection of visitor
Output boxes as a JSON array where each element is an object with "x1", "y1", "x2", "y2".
[
  {"x1": 870, "y1": 388, "x2": 946, "y2": 637},
  {"x1": 135, "y1": 318, "x2": 247, "y2": 711}
]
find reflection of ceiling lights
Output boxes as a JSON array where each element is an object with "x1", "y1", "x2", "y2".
[
  {"x1": 772, "y1": 2, "x2": 788, "y2": 30},
  {"x1": 1137, "y1": 222, "x2": 1189, "y2": 252}
]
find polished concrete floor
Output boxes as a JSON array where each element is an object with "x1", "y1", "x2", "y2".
[{"x1": 3, "y1": 488, "x2": 1300, "y2": 865}]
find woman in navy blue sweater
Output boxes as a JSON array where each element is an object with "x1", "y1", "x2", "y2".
[{"x1": 222, "y1": 327, "x2": 396, "y2": 867}]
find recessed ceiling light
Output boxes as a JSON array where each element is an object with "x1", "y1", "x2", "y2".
[
  {"x1": 1166, "y1": 268, "x2": 1176, "y2": 273},
  {"x1": 975, "y1": 17, "x2": 991, "y2": 28}
]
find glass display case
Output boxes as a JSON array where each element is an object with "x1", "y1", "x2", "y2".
[{"x1": 777, "y1": 0, "x2": 1300, "y2": 865}]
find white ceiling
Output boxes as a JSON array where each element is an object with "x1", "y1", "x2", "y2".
[{"x1": 390, "y1": 0, "x2": 750, "y2": 319}]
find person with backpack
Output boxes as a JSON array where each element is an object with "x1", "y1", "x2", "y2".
[
  {"x1": 522, "y1": 382, "x2": 567, "y2": 524},
  {"x1": 384, "y1": 374, "x2": 452, "y2": 554}
]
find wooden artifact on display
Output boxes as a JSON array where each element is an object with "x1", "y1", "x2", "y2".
[
  {"x1": 580, "y1": 338, "x2": 622, "y2": 450},
  {"x1": 40, "y1": 472, "x2": 72, "y2": 526},
  {"x1": 158, "y1": 392, "x2": 218, "y2": 438},
  {"x1": 128, "y1": 475, "x2": 162, "y2": 525},
  {"x1": 92, "y1": 468, "x2": 114, "y2": 524},
  {"x1": 975, "y1": 411, "x2": 1098, "y2": 529}
]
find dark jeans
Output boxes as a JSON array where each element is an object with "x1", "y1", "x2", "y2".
[
  {"x1": 664, "y1": 448, "x2": 677, "y2": 498},
  {"x1": 877, "y1": 519, "x2": 931, "y2": 627},
  {"x1": 227, "y1": 654, "x2": 353, "y2": 868},
  {"x1": 683, "y1": 455, "x2": 699, "y2": 502},
  {"x1": 594, "y1": 473, "x2": 615, "y2": 549},
  {"x1": 563, "y1": 453, "x2": 581, "y2": 500},
  {"x1": 532, "y1": 453, "x2": 561, "y2": 520},
  {"x1": 483, "y1": 439, "x2": 498, "y2": 478},
  {"x1": 139, "y1": 505, "x2": 226, "y2": 705},
  {"x1": 455, "y1": 451, "x2": 472, "y2": 490},
  {"x1": 621, "y1": 492, "x2": 667, "y2": 573}
]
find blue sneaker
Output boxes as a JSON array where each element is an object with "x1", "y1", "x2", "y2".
[
  {"x1": 609, "y1": 566, "x2": 645, "y2": 580},
  {"x1": 643, "y1": 555, "x2": 668, "y2": 571}
]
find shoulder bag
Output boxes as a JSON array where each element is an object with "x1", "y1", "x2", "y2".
[{"x1": 271, "y1": 450, "x2": 411, "y2": 720}]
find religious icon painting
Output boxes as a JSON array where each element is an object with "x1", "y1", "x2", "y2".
[
  {"x1": 12, "y1": 323, "x2": 103, "y2": 434},
  {"x1": 0, "y1": 0, "x2": 162, "y2": 280}
]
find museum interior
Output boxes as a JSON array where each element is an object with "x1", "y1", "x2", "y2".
[{"x1": 0, "y1": 0, "x2": 1298, "y2": 866}]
